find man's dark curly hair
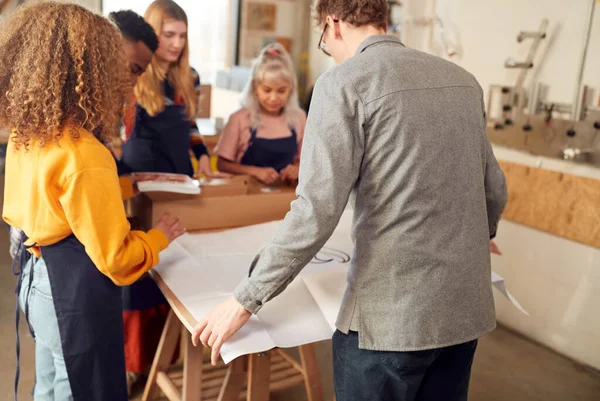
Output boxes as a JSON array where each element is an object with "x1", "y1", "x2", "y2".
[{"x1": 109, "y1": 10, "x2": 159, "y2": 53}]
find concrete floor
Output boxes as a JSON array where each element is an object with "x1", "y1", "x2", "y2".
[{"x1": 0, "y1": 225, "x2": 599, "y2": 400}]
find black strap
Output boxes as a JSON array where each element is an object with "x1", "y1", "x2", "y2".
[{"x1": 249, "y1": 126, "x2": 298, "y2": 142}]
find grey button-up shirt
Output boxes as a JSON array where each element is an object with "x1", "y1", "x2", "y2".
[{"x1": 233, "y1": 35, "x2": 507, "y2": 351}]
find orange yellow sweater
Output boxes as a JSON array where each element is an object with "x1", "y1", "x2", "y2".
[{"x1": 2, "y1": 125, "x2": 168, "y2": 286}]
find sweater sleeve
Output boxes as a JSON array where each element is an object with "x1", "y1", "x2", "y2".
[{"x1": 60, "y1": 167, "x2": 169, "y2": 286}]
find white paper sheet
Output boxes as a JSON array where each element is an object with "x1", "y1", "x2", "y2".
[
  {"x1": 491, "y1": 272, "x2": 529, "y2": 316},
  {"x1": 155, "y1": 211, "x2": 526, "y2": 363},
  {"x1": 301, "y1": 268, "x2": 348, "y2": 332}
]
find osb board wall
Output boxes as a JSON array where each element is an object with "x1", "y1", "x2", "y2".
[{"x1": 499, "y1": 161, "x2": 600, "y2": 249}]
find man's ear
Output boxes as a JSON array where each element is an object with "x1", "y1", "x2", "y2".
[
  {"x1": 325, "y1": 15, "x2": 342, "y2": 40},
  {"x1": 333, "y1": 21, "x2": 342, "y2": 40}
]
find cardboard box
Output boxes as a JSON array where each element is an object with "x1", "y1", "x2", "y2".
[{"x1": 125, "y1": 175, "x2": 297, "y2": 232}]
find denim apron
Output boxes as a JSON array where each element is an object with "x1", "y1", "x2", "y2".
[
  {"x1": 240, "y1": 127, "x2": 298, "y2": 172},
  {"x1": 121, "y1": 80, "x2": 194, "y2": 177},
  {"x1": 40, "y1": 235, "x2": 128, "y2": 400}
]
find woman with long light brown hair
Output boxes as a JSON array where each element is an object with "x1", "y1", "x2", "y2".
[
  {"x1": 0, "y1": 3, "x2": 183, "y2": 400},
  {"x1": 119, "y1": 0, "x2": 224, "y2": 390},
  {"x1": 121, "y1": 0, "x2": 222, "y2": 177}
]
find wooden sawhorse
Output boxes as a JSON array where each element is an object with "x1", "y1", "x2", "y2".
[{"x1": 142, "y1": 278, "x2": 324, "y2": 401}]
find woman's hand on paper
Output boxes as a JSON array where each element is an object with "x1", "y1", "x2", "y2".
[
  {"x1": 154, "y1": 212, "x2": 186, "y2": 243},
  {"x1": 279, "y1": 164, "x2": 299, "y2": 183},
  {"x1": 196, "y1": 155, "x2": 233, "y2": 179},
  {"x1": 191, "y1": 296, "x2": 251, "y2": 365},
  {"x1": 252, "y1": 167, "x2": 280, "y2": 186}
]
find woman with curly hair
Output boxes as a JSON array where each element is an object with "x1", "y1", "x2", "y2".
[{"x1": 0, "y1": 3, "x2": 184, "y2": 400}]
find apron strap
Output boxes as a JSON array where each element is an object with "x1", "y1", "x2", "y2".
[{"x1": 249, "y1": 127, "x2": 258, "y2": 141}]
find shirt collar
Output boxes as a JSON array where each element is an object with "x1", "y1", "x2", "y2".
[{"x1": 356, "y1": 34, "x2": 404, "y2": 55}]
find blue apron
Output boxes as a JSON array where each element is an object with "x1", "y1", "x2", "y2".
[
  {"x1": 121, "y1": 80, "x2": 194, "y2": 177},
  {"x1": 240, "y1": 127, "x2": 298, "y2": 172},
  {"x1": 41, "y1": 235, "x2": 128, "y2": 401}
]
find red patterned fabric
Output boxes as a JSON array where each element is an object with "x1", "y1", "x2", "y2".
[{"x1": 123, "y1": 305, "x2": 170, "y2": 373}]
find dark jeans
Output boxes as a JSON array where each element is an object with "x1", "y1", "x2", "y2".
[{"x1": 333, "y1": 330, "x2": 478, "y2": 401}]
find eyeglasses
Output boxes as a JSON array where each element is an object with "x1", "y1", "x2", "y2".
[{"x1": 317, "y1": 19, "x2": 339, "y2": 57}]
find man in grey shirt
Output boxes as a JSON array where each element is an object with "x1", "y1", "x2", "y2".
[{"x1": 193, "y1": 1, "x2": 507, "y2": 400}]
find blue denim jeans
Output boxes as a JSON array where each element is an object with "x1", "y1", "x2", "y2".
[
  {"x1": 333, "y1": 330, "x2": 477, "y2": 401},
  {"x1": 19, "y1": 257, "x2": 73, "y2": 401}
]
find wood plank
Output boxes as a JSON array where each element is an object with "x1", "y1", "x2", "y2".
[
  {"x1": 157, "y1": 371, "x2": 182, "y2": 401},
  {"x1": 204, "y1": 373, "x2": 306, "y2": 401},
  {"x1": 247, "y1": 353, "x2": 271, "y2": 401},
  {"x1": 218, "y1": 356, "x2": 247, "y2": 401},
  {"x1": 171, "y1": 354, "x2": 290, "y2": 389},
  {"x1": 271, "y1": 367, "x2": 302, "y2": 381},
  {"x1": 151, "y1": 272, "x2": 197, "y2": 332},
  {"x1": 237, "y1": 374, "x2": 306, "y2": 400},
  {"x1": 270, "y1": 361, "x2": 290, "y2": 373},
  {"x1": 169, "y1": 362, "x2": 232, "y2": 381},
  {"x1": 267, "y1": 374, "x2": 306, "y2": 392},
  {"x1": 183, "y1": 334, "x2": 204, "y2": 401},
  {"x1": 499, "y1": 161, "x2": 600, "y2": 249},
  {"x1": 298, "y1": 344, "x2": 324, "y2": 401},
  {"x1": 156, "y1": 348, "x2": 318, "y2": 401},
  {"x1": 201, "y1": 368, "x2": 229, "y2": 382},
  {"x1": 276, "y1": 349, "x2": 304, "y2": 373},
  {"x1": 143, "y1": 311, "x2": 183, "y2": 401}
]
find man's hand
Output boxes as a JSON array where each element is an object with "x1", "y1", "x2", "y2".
[
  {"x1": 191, "y1": 296, "x2": 252, "y2": 365},
  {"x1": 490, "y1": 240, "x2": 502, "y2": 255},
  {"x1": 197, "y1": 155, "x2": 232, "y2": 179}
]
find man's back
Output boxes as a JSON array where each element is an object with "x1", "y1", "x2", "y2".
[
  {"x1": 321, "y1": 35, "x2": 507, "y2": 350},
  {"x1": 199, "y1": 5, "x2": 508, "y2": 399}
]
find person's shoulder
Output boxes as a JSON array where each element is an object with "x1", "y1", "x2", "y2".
[
  {"x1": 228, "y1": 108, "x2": 251, "y2": 124},
  {"x1": 386, "y1": 46, "x2": 482, "y2": 90},
  {"x1": 312, "y1": 63, "x2": 365, "y2": 105},
  {"x1": 293, "y1": 108, "x2": 307, "y2": 124},
  {"x1": 288, "y1": 108, "x2": 306, "y2": 132},
  {"x1": 316, "y1": 62, "x2": 354, "y2": 88},
  {"x1": 60, "y1": 125, "x2": 116, "y2": 173}
]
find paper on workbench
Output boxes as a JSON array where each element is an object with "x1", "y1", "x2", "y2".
[
  {"x1": 301, "y1": 268, "x2": 348, "y2": 332},
  {"x1": 491, "y1": 272, "x2": 529, "y2": 316},
  {"x1": 154, "y1": 210, "x2": 526, "y2": 364}
]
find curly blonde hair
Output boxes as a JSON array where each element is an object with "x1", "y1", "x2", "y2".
[
  {"x1": 0, "y1": 1, "x2": 133, "y2": 150},
  {"x1": 135, "y1": 0, "x2": 197, "y2": 120}
]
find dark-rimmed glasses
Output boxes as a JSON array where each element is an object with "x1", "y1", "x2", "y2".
[{"x1": 317, "y1": 19, "x2": 339, "y2": 57}]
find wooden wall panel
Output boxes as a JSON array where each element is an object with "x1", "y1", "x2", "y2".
[{"x1": 499, "y1": 161, "x2": 600, "y2": 249}]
